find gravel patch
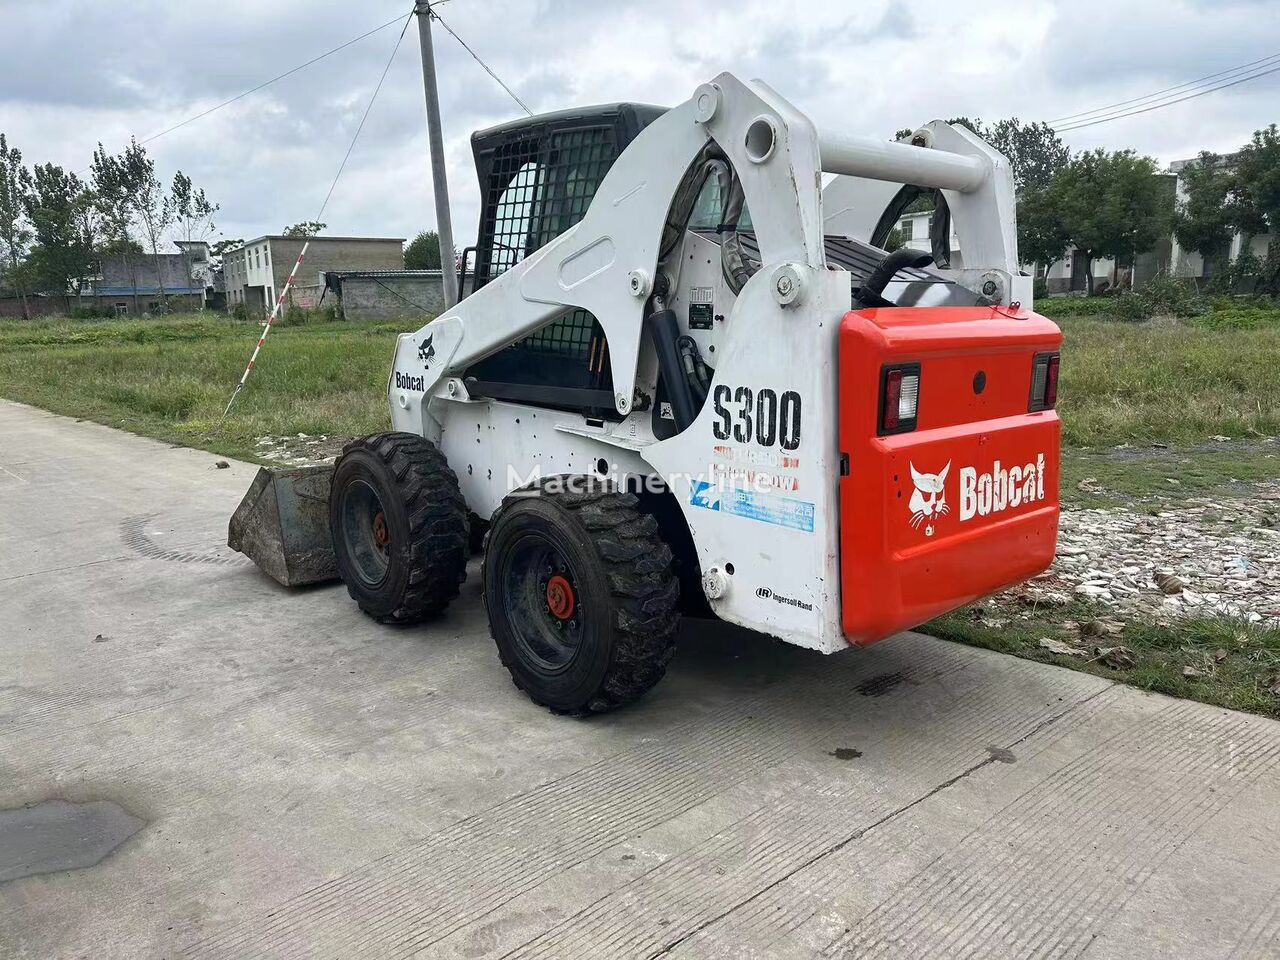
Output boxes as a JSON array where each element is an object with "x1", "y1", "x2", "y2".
[
  {"x1": 1003, "y1": 481, "x2": 1280, "y2": 626},
  {"x1": 254, "y1": 434, "x2": 347, "y2": 467}
]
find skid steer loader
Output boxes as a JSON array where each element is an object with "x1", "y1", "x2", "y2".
[{"x1": 231, "y1": 73, "x2": 1062, "y2": 715}]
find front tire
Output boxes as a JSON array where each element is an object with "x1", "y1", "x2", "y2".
[
  {"x1": 483, "y1": 484, "x2": 680, "y2": 715},
  {"x1": 330, "y1": 432, "x2": 468, "y2": 624}
]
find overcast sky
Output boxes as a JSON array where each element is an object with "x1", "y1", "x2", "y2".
[{"x1": 2, "y1": 0, "x2": 1277, "y2": 249}]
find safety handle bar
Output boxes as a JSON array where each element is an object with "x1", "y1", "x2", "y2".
[{"x1": 817, "y1": 131, "x2": 987, "y2": 193}]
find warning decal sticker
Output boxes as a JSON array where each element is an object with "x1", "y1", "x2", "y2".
[{"x1": 689, "y1": 481, "x2": 815, "y2": 533}]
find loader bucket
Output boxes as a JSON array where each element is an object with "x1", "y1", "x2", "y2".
[{"x1": 227, "y1": 464, "x2": 339, "y2": 587}]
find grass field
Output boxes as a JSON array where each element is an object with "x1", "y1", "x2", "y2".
[
  {"x1": 928, "y1": 603, "x2": 1280, "y2": 719},
  {"x1": 3, "y1": 307, "x2": 1279, "y2": 460},
  {"x1": 2, "y1": 305, "x2": 1278, "y2": 717},
  {"x1": 0, "y1": 312, "x2": 398, "y2": 462},
  {"x1": 1050, "y1": 314, "x2": 1280, "y2": 447}
]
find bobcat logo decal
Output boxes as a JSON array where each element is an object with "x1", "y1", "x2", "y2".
[
  {"x1": 418, "y1": 334, "x2": 436, "y2": 367},
  {"x1": 908, "y1": 461, "x2": 950, "y2": 537}
]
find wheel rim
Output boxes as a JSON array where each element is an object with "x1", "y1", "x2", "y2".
[
  {"x1": 502, "y1": 532, "x2": 584, "y2": 672},
  {"x1": 339, "y1": 478, "x2": 391, "y2": 586}
]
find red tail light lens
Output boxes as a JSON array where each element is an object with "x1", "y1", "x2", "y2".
[
  {"x1": 1030, "y1": 352, "x2": 1060, "y2": 411},
  {"x1": 1044, "y1": 355, "x2": 1059, "y2": 408},
  {"x1": 883, "y1": 369, "x2": 902, "y2": 432},
  {"x1": 879, "y1": 363, "x2": 920, "y2": 435}
]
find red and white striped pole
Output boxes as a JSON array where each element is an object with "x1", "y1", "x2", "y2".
[{"x1": 222, "y1": 240, "x2": 311, "y2": 417}]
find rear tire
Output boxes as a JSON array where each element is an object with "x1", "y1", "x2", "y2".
[
  {"x1": 330, "y1": 432, "x2": 468, "y2": 624},
  {"x1": 483, "y1": 483, "x2": 680, "y2": 715}
]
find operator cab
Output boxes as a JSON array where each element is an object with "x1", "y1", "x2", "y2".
[{"x1": 461, "y1": 103, "x2": 667, "y2": 419}]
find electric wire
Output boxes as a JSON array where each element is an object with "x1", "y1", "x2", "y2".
[
  {"x1": 313, "y1": 15, "x2": 414, "y2": 231},
  {"x1": 428, "y1": 8, "x2": 534, "y2": 116},
  {"x1": 139, "y1": 13, "x2": 412, "y2": 149},
  {"x1": 223, "y1": 13, "x2": 413, "y2": 416},
  {"x1": 1048, "y1": 52, "x2": 1280, "y2": 124},
  {"x1": 1055, "y1": 61, "x2": 1280, "y2": 131}
]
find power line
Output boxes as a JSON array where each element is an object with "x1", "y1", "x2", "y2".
[
  {"x1": 429, "y1": 8, "x2": 534, "y2": 117},
  {"x1": 1056, "y1": 61, "x2": 1280, "y2": 132},
  {"x1": 1049, "y1": 52, "x2": 1280, "y2": 124},
  {"x1": 224, "y1": 13, "x2": 413, "y2": 416},
  {"x1": 314, "y1": 16, "x2": 414, "y2": 228},
  {"x1": 77, "y1": 11, "x2": 411, "y2": 177},
  {"x1": 137, "y1": 13, "x2": 412, "y2": 149}
]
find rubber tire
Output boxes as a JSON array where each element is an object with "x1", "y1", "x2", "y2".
[
  {"x1": 330, "y1": 432, "x2": 468, "y2": 624},
  {"x1": 483, "y1": 485, "x2": 680, "y2": 716}
]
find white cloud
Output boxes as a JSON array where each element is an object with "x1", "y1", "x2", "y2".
[{"x1": 2, "y1": 0, "x2": 1277, "y2": 247}]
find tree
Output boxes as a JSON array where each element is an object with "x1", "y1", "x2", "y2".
[
  {"x1": 983, "y1": 118, "x2": 1069, "y2": 192},
  {"x1": 405, "y1": 230, "x2": 442, "y2": 269},
  {"x1": 98, "y1": 237, "x2": 144, "y2": 256},
  {"x1": 70, "y1": 181, "x2": 102, "y2": 306},
  {"x1": 1052, "y1": 149, "x2": 1171, "y2": 294},
  {"x1": 1234, "y1": 123, "x2": 1280, "y2": 235},
  {"x1": 23, "y1": 163, "x2": 94, "y2": 301},
  {"x1": 120, "y1": 140, "x2": 174, "y2": 310},
  {"x1": 1017, "y1": 183, "x2": 1071, "y2": 278},
  {"x1": 895, "y1": 117, "x2": 982, "y2": 141},
  {"x1": 0, "y1": 133, "x2": 32, "y2": 317},
  {"x1": 1172, "y1": 151, "x2": 1237, "y2": 273},
  {"x1": 171, "y1": 171, "x2": 219, "y2": 295},
  {"x1": 1233, "y1": 124, "x2": 1280, "y2": 294},
  {"x1": 283, "y1": 220, "x2": 326, "y2": 238},
  {"x1": 975, "y1": 119, "x2": 1070, "y2": 274},
  {"x1": 92, "y1": 143, "x2": 142, "y2": 312}
]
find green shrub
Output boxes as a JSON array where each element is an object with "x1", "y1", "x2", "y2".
[
  {"x1": 230, "y1": 302, "x2": 252, "y2": 322},
  {"x1": 1109, "y1": 290, "x2": 1151, "y2": 322},
  {"x1": 1035, "y1": 295, "x2": 1104, "y2": 319},
  {"x1": 281, "y1": 303, "x2": 309, "y2": 326},
  {"x1": 1133, "y1": 272, "x2": 1206, "y2": 318},
  {"x1": 67, "y1": 305, "x2": 117, "y2": 320},
  {"x1": 1038, "y1": 274, "x2": 1214, "y2": 322},
  {"x1": 1195, "y1": 305, "x2": 1280, "y2": 330}
]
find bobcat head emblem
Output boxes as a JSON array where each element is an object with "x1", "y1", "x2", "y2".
[
  {"x1": 908, "y1": 461, "x2": 950, "y2": 537},
  {"x1": 418, "y1": 334, "x2": 436, "y2": 367}
]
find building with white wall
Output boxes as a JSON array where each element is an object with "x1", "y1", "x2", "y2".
[{"x1": 223, "y1": 235, "x2": 404, "y2": 313}]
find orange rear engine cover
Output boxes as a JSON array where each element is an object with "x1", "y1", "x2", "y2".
[{"x1": 839, "y1": 306, "x2": 1062, "y2": 645}]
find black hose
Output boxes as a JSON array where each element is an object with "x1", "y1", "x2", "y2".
[
  {"x1": 649, "y1": 309, "x2": 697, "y2": 431},
  {"x1": 862, "y1": 248, "x2": 934, "y2": 302},
  {"x1": 678, "y1": 336, "x2": 708, "y2": 405}
]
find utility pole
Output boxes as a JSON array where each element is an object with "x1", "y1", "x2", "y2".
[{"x1": 414, "y1": 1, "x2": 459, "y2": 308}]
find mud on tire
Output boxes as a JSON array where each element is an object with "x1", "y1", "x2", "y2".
[
  {"x1": 330, "y1": 432, "x2": 468, "y2": 624},
  {"x1": 483, "y1": 483, "x2": 680, "y2": 716}
]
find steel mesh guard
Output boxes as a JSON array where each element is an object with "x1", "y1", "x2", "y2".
[{"x1": 474, "y1": 125, "x2": 615, "y2": 383}]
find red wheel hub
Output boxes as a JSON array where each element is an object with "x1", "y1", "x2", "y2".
[
  {"x1": 372, "y1": 511, "x2": 390, "y2": 549},
  {"x1": 545, "y1": 574, "x2": 575, "y2": 620}
]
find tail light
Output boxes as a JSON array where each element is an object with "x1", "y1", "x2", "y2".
[
  {"x1": 1030, "y1": 352, "x2": 1060, "y2": 411},
  {"x1": 879, "y1": 363, "x2": 920, "y2": 435},
  {"x1": 1045, "y1": 355, "x2": 1059, "y2": 407}
]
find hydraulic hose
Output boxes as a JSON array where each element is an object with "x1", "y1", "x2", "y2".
[
  {"x1": 648, "y1": 308, "x2": 697, "y2": 431},
  {"x1": 720, "y1": 179, "x2": 757, "y2": 295},
  {"x1": 861, "y1": 247, "x2": 934, "y2": 302}
]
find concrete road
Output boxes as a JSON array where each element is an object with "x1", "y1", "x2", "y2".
[{"x1": 2, "y1": 399, "x2": 1279, "y2": 960}]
